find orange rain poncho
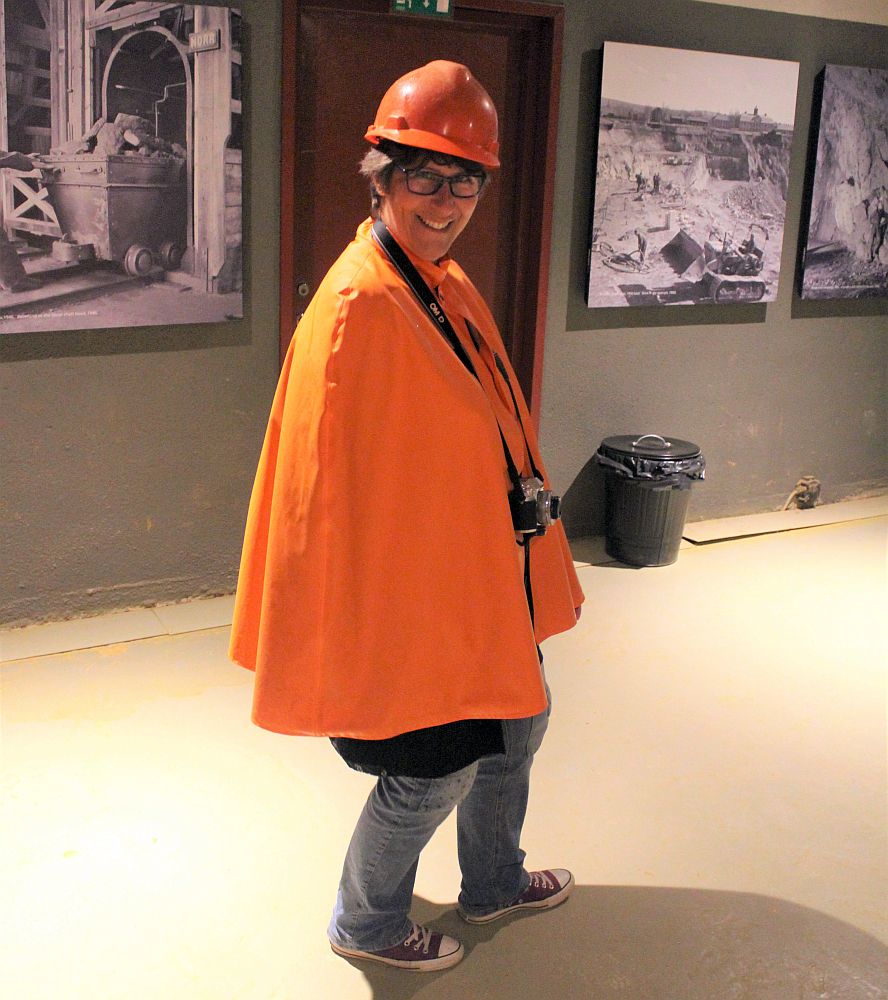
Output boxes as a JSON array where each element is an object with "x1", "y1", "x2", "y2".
[{"x1": 230, "y1": 220, "x2": 584, "y2": 738}]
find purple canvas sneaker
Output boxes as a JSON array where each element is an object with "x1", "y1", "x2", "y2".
[
  {"x1": 459, "y1": 868, "x2": 574, "y2": 924},
  {"x1": 330, "y1": 922, "x2": 464, "y2": 972}
]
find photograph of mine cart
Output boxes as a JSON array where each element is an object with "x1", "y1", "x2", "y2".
[
  {"x1": 0, "y1": 0, "x2": 243, "y2": 333},
  {"x1": 587, "y1": 41, "x2": 799, "y2": 309}
]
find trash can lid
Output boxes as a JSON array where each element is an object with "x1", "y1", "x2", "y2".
[
  {"x1": 597, "y1": 434, "x2": 705, "y2": 481},
  {"x1": 599, "y1": 434, "x2": 701, "y2": 460}
]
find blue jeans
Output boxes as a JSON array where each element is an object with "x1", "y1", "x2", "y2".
[{"x1": 328, "y1": 682, "x2": 551, "y2": 951}]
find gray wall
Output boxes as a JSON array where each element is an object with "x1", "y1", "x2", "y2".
[
  {"x1": 542, "y1": 0, "x2": 888, "y2": 536},
  {"x1": 1, "y1": 0, "x2": 886, "y2": 626}
]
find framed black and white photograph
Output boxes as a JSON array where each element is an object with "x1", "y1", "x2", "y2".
[
  {"x1": 0, "y1": 1, "x2": 243, "y2": 334},
  {"x1": 801, "y1": 64, "x2": 888, "y2": 300},
  {"x1": 588, "y1": 41, "x2": 799, "y2": 309}
]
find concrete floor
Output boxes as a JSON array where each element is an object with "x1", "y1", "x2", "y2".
[{"x1": 1, "y1": 516, "x2": 886, "y2": 999}]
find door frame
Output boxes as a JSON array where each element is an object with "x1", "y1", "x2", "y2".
[{"x1": 278, "y1": 0, "x2": 563, "y2": 426}]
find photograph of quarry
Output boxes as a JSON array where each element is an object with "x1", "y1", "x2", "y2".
[
  {"x1": 1, "y1": 1, "x2": 243, "y2": 334},
  {"x1": 801, "y1": 64, "x2": 888, "y2": 300},
  {"x1": 587, "y1": 41, "x2": 799, "y2": 309}
]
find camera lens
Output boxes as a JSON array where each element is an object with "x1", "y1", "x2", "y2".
[
  {"x1": 536, "y1": 491, "x2": 551, "y2": 525},
  {"x1": 535, "y1": 490, "x2": 562, "y2": 527}
]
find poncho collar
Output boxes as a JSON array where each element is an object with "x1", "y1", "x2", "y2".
[{"x1": 357, "y1": 218, "x2": 453, "y2": 288}]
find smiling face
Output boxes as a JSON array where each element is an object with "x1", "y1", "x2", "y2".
[{"x1": 376, "y1": 161, "x2": 480, "y2": 262}]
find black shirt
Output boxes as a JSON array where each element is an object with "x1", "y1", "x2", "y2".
[{"x1": 331, "y1": 717, "x2": 505, "y2": 778}]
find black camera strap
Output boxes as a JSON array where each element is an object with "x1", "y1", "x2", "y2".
[
  {"x1": 470, "y1": 320, "x2": 545, "y2": 484},
  {"x1": 371, "y1": 218, "x2": 538, "y2": 625}
]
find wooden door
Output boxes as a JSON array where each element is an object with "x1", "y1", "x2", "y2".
[{"x1": 280, "y1": 0, "x2": 562, "y2": 421}]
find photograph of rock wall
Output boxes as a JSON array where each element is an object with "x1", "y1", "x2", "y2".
[
  {"x1": 1, "y1": 1, "x2": 243, "y2": 334},
  {"x1": 801, "y1": 64, "x2": 888, "y2": 300},
  {"x1": 588, "y1": 42, "x2": 799, "y2": 308}
]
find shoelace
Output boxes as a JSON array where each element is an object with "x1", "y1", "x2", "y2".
[
  {"x1": 529, "y1": 870, "x2": 556, "y2": 891},
  {"x1": 404, "y1": 923, "x2": 432, "y2": 954}
]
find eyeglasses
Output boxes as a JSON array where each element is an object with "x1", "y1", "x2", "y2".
[{"x1": 397, "y1": 166, "x2": 484, "y2": 198}]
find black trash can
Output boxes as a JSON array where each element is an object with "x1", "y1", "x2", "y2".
[{"x1": 596, "y1": 434, "x2": 705, "y2": 567}]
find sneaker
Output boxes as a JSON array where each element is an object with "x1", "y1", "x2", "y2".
[
  {"x1": 330, "y1": 922, "x2": 464, "y2": 972},
  {"x1": 459, "y1": 868, "x2": 574, "y2": 924}
]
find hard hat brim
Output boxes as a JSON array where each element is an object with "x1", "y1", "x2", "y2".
[{"x1": 365, "y1": 126, "x2": 500, "y2": 169}]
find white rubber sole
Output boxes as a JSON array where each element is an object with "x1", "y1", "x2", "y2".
[
  {"x1": 330, "y1": 939, "x2": 464, "y2": 972},
  {"x1": 459, "y1": 871, "x2": 574, "y2": 924}
]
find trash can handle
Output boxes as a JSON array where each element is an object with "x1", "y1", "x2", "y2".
[{"x1": 632, "y1": 434, "x2": 671, "y2": 448}]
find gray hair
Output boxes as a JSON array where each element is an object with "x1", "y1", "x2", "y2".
[{"x1": 359, "y1": 140, "x2": 488, "y2": 216}]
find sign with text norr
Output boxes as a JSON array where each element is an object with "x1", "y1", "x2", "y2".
[
  {"x1": 189, "y1": 29, "x2": 221, "y2": 52},
  {"x1": 391, "y1": 0, "x2": 453, "y2": 19}
]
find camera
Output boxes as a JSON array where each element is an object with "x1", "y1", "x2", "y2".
[{"x1": 509, "y1": 476, "x2": 562, "y2": 535}]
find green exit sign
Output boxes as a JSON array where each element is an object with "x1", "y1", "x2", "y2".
[{"x1": 391, "y1": 0, "x2": 453, "y2": 18}]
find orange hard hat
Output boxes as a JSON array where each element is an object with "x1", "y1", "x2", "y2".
[{"x1": 365, "y1": 60, "x2": 500, "y2": 168}]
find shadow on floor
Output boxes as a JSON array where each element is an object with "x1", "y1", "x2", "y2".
[{"x1": 342, "y1": 886, "x2": 888, "y2": 1000}]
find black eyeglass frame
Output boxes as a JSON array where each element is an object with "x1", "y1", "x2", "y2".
[{"x1": 396, "y1": 165, "x2": 486, "y2": 199}]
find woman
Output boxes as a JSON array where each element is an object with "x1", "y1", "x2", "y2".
[{"x1": 230, "y1": 61, "x2": 584, "y2": 972}]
